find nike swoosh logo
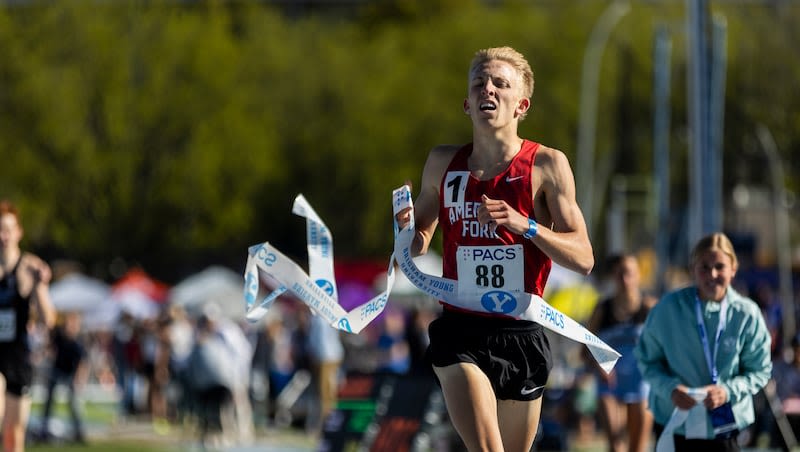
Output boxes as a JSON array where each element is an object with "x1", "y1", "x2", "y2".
[
  {"x1": 505, "y1": 176, "x2": 524, "y2": 182},
  {"x1": 520, "y1": 384, "x2": 546, "y2": 396}
]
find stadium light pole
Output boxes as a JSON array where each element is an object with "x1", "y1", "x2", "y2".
[
  {"x1": 575, "y1": 0, "x2": 631, "y2": 240},
  {"x1": 686, "y1": 0, "x2": 727, "y2": 249},
  {"x1": 756, "y1": 124, "x2": 795, "y2": 351},
  {"x1": 653, "y1": 25, "x2": 672, "y2": 295}
]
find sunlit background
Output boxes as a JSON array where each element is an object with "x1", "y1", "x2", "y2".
[{"x1": 2, "y1": 1, "x2": 799, "y2": 449}]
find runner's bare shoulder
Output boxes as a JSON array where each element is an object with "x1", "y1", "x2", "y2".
[{"x1": 423, "y1": 144, "x2": 463, "y2": 182}]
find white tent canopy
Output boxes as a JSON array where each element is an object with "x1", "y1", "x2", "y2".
[
  {"x1": 169, "y1": 266, "x2": 245, "y2": 319},
  {"x1": 49, "y1": 273, "x2": 111, "y2": 312},
  {"x1": 49, "y1": 273, "x2": 120, "y2": 330},
  {"x1": 113, "y1": 290, "x2": 161, "y2": 320}
]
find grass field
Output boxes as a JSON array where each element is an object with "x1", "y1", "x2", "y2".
[
  {"x1": 31, "y1": 399, "x2": 119, "y2": 424},
  {"x1": 29, "y1": 441, "x2": 179, "y2": 452},
  {"x1": 28, "y1": 396, "x2": 183, "y2": 452}
]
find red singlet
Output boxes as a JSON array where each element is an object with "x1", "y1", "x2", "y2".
[{"x1": 438, "y1": 140, "x2": 551, "y2": 312}]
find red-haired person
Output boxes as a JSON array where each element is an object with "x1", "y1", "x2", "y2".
[{"x1": 0, "y1": 200, "x2": 56, "y2": 452}]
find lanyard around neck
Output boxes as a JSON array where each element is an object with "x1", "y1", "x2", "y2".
[{"x1": 694, "y1": 291, "x2": 728, "y2": 384}]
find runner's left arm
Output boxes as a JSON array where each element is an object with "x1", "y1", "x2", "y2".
[
  {"x1": 530, "y1": 147, "x2": 594, "y2": 275},
  {"x1": 28, "y1": 255, "x2": 56, "y2": 329}
]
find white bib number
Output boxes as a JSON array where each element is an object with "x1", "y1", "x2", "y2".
[
  {"x1": 443, "y1": 171, "x2": 470, "y2": 209},
  {"x1": 0, "y1": 309, "x2": 16, "y2": 342},
  {"x1": 457, "y1": 245, "x2": 524, "y2": 314}
]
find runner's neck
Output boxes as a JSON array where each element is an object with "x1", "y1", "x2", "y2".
[{"x1": 468, "y1": 137, "x2": 524, "y2": 179}]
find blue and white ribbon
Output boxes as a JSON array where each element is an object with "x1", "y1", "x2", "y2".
[
  {"x1": 656, "y1": 388, "x2": 709, "y2": 451},
  {"x1": 243, "y1": 186, "x2": 621, "y2": 374},
  {"x1": 244, "y1": 195, "x2": 394, "y2": 334}
]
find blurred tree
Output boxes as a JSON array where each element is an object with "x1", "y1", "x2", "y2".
[{"x1": 0, "y1": 1, "x2": 797, "y2": 283}]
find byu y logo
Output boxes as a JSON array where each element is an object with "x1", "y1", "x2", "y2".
[
  {"x1": 481, "y1": 290, "x2": 517, "y2": 314},
  {"x1": 315, "y1": 279, "x2": 335, "y2": 297}
]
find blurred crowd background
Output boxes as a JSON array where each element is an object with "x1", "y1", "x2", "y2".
[
  {"x1": 1, "y1": 0, "x2": 799, "y2": 450},
  {"x1": 25, "y1": 249, "x2": 800, "y2": 450}
]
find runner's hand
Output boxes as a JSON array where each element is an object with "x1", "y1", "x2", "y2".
[
  {"x1": 479, "y1": 194, "x2": 526, "y2": 236},
  {"x1": 395, "y1": 180, "x2": 413, "y2": 230},
  {"x1": 396, "y1": 207, "x2": 413, "y2": 230},
  {"x1": 31, "y1": 261, "x2": 51, "y2": 285}
]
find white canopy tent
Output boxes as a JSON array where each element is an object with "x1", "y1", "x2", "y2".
[
  {"x1": 49, "y1": 273, "x2": 110, "y2": 311},
  {"x1": 169, "y1": 266, "x2": 245, "y2": 320},
  {"x1": 48, "y1": 273, "x2": 120, "y2": 330}
]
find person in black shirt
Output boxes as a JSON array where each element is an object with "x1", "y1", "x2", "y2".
[
  {"x1": 0, "y1": 199, "x2": 57, "y2": 452},
  {"x1": 40, "y1": 311, "x2": 87, "y2": 443}
]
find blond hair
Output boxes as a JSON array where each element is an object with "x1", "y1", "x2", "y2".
[
  {"x1": 469, "y1": 46, "x2": 534, "y2": 100},
  {"x1": 690, "y1": 232, "x2": 739, "y2": 270}
]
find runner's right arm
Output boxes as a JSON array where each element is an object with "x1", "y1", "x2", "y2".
[{"x1": 406, "y1": 145, "x2": 459, "y2": 256}]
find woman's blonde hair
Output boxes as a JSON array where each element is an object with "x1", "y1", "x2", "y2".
[{"x1": 690, "y1": 232, "x2": 739, "y2": 270}]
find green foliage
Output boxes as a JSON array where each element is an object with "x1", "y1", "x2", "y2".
[{"x1": 0, "y1": 1, "x2": 797, "y2": 281}]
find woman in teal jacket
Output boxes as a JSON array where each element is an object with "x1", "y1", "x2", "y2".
[{"x1": 634, "y1": 232, "x2": 772, "y2": 451}]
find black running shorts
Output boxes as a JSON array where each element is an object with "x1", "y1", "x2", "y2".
[
  {"x1": 0, "y1": 346, "x2": 33, "y2": 397},
  {"x1": 426, "y1": 308, "x2": 552, "y2": 401}
]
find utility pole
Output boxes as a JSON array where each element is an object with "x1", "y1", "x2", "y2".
[
  {"x1": 653, "y1": 25, "x2": 672, "y2": 295},
  {"x1": 575, "y1": 0, "x2": 631, "y2": 240},
  {"x1": 686, "y1": 0, "x2": 727, "y2": 247},
  {"x1": 756, "y1": 124, "x2": 795, "y2": 352}
]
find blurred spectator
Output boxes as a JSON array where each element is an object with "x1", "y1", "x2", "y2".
[
  {"x1": 305, "y1": 311, "x2": 344, "y2": 434},
  {"x1": 376, "y1": 309, "x2": 410, "y2": 374},
  {"x1": 586, "y1": 253, "x2": 655, "y2": 452},
  {"x1": 405, "y1": 307, "x2": 435, "y2": 376},
  {"x1": 40, "y1": 311, "x2": 88, "y2": 444},
  {"x1": 185, "y1": 308, "x2": 238, "y2": 446},
  {"x1": 572, "y1": 369, "x2": 599, "y2": 446},
  {"x1": 266, "y1": 308, "x2": 301, "y2": 408},
  {"x1": 112, "y1": 312, "x2": 141, "y2": 416},
  {"x1": 164, "y1": 305, "x2": 194, "y2": 423},
  {"x1": 770, "y1": 334, "x2": 800, "y2": 449},
  {"x1": 194, "y1": 303, "x2": 254, "y2": 443},
  {"x1": 250, "y1": 319, "x2": 274, "y2": 426},
  {"x1": 85, "y1": 330, "x2": 118, "y2": 389},
  {"x1": 148, "y1": 314, "x2": 172, "y2": 432},
  {"x1": 215, "y1": 312, "x2": 256, "y2": 443},
  {"x1": 774, "y1": 336, "x2": 800, "y2": 407},
  {"x1": 755, "y1": 281, "x2": 783, "y2": 358}
]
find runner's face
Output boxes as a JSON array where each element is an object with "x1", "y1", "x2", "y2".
[
  {"x1": 466, "y1": 60, "x2": 528, "y2": 126},
  {"x1": 693, "y1": 249, "x2": 736, "y2": 302},
  {"x1": 0, "y1": 213, "x2": 22, "y2": 251},
  {"x1": 615, "y1": 257, "x2": 640, "y2": 295}
]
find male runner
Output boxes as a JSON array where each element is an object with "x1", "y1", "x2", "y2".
[{"x1": 396, "y1": 46, "x2": 594, "y2": 451}]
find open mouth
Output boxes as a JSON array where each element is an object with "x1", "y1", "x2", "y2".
[{"x1": 479, "y1": 102, "x2": 496, "y2": 111}]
